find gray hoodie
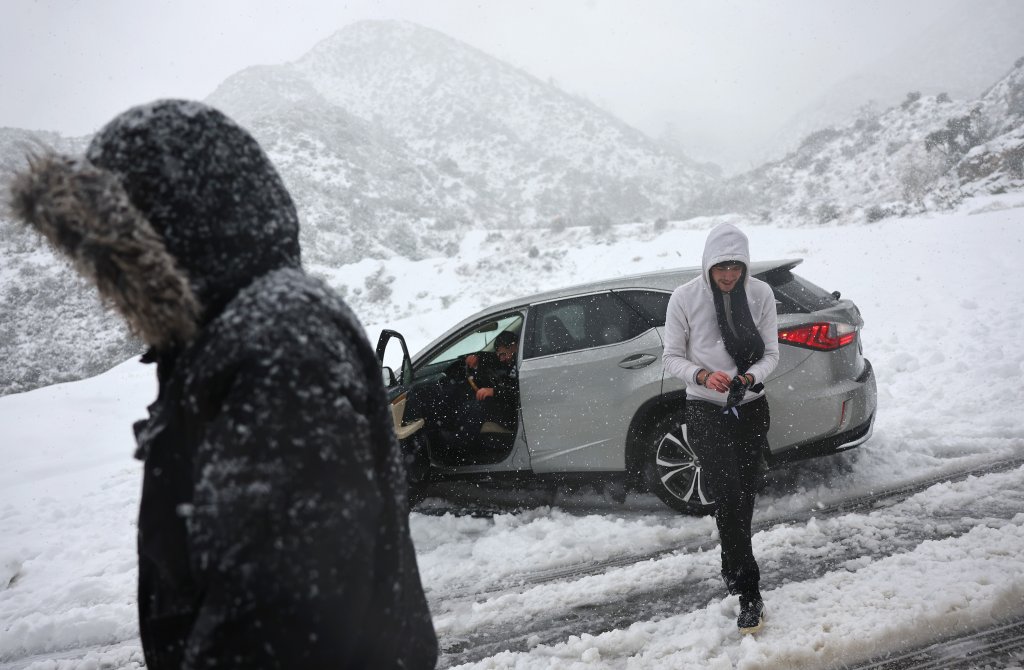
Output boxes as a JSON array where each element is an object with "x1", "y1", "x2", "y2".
[{"x1": 663, "y1": 223, "x2": 779, "y2": 405}]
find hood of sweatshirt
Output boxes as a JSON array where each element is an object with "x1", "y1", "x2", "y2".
[{"x1": 701, "y1": 222, "x2": 751, "y2": 289}]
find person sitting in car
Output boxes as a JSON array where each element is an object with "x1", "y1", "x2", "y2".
[
  {"x1": 462, "y1": 330, "x2": 521, "y2": 431},
  {"x1": 405, "y1": 331, "x2": 520, "y2": 447}
]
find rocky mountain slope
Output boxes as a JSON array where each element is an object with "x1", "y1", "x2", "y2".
[
  {"x1": 763, "y1": 0, "x2": 1024, "y2": 166},
  {"x1": 206, "y1": 63, "x2": 486, "y2": 264},
  {"x1": 687, "y1": 59, "x2": 1024, "y2": 224},
  {"x1": 207, "y1": 21, "x2": 715, "y2": 265}
]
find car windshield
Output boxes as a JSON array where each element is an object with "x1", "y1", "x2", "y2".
[{"x1": 424, "y1": 313, "x2": 524, "y2": 367}]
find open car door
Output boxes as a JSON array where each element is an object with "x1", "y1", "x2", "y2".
[
  {"x1": 376, "y1": 329, "x2": 414, "y2": 392},
  {"x1": 375, "y1": 329, "x2": 425, "y2": 443}
]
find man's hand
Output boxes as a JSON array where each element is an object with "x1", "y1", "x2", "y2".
[
  {"x1": 466, "y1": 354, "x2": 479, "y2": 369},
  {"x1": 704, "y1": 370, "x2": 732, "y2": 393},
  {"x1": 476, "y1": 387, "x2": 494, "y2": 401}
]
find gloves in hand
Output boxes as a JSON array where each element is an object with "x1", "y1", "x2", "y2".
[{"x1": 724, "y1": 375, "x2": 748, "y2": 411}]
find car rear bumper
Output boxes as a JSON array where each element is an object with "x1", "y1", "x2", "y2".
[
  {"x1": 769, "y1": 410, "x2": 875, "y2": 465},
  {"x1": 767, "y1": 357, "x2": 876, "y2": 465}
]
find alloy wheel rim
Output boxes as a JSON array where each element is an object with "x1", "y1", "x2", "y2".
[{"x1": 655, "y1": 425, "x2": 713, "y2": 506}]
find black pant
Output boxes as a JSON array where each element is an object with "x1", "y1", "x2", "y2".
[
  {"x1": 686, "y1": 395, "x2": 769, "y2": 598},
  {"x1": 406, "y1": 379, "x2": 483, "y2": 440}
]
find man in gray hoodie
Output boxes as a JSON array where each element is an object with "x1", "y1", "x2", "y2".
[{"x1": 663, "y1": 222, "x2": 779, "y2": 634}]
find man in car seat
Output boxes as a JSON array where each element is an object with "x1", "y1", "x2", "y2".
[
  {"x1": 464, "y1": 330, "x2": 520, "y2": 430},
  {"x1": 405, "y1": 331, "x2": 520, "y2": 450}
]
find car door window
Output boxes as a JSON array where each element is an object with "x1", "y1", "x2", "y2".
[
  {"x1": 614, "y1": 290, "x2": 670, "y2": 328},
  {"x1": 526, "y1": 292, "x2": 652, "y2": 359}
]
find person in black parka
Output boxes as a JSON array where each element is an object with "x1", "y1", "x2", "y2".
[{"x1": 8, "y1": 100, "x2": 438, "y2": 669}]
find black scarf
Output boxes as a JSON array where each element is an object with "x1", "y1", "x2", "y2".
[{"x1": 710, "y1": 269, "x2": 765, "y2": 376}]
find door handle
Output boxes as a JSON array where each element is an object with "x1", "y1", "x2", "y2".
[{"x1": 618, "y1": 353, "x2": 657, "y2": 369}]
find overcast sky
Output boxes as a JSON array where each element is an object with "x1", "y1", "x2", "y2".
[{"x1": 0, "y1": 0, "x2": 980, "y2": 168}]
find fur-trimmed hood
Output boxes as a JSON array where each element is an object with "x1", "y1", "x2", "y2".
[
  {"x1": 9, "y1": 152, "x2": 200, "y2": 349},
  {"x1": 7, "y1": 100, "x2": 301, "y2": 350}
]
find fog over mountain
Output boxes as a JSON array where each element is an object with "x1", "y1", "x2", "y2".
[
  {"x1": 694, "y1": 62, "x2": 1024, "y2": 223},
  {"x1": 1, "y1": 19, "x2": 1022, "y2": 396},
  {"x1": 209, "y1": 21, "x2": 714, "y2": 266},
  {"x1": 749, "y1": 0, "x2": 1024, "y2": 170}
]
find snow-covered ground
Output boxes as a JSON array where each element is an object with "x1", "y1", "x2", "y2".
[{"x1": 2, "y1": 194, "x2": 1024, "y2": 669}]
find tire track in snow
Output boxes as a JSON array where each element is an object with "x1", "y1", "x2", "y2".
[
  {"x1": 435, "y1": 458, "x2": 1024, "y2": 667},
  {"x1": 847, "y1": 616, "x2": 1024, "y2": 669},
  {"x1": 430, "y1": 455, "x2": 1024, "y2": 606},
  {"x1": 3, "y1": 458, "x2": 1021, "y2": 670}
]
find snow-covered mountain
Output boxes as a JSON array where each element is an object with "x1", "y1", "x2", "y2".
[
  {"x1": 209, "y1": 20, "x2": 714, "y2": 265},
  {"x1": 207, "y1": 63, "x2": 489, "y2": 264},
  {"x1": 294, "y1": 22, "x2": 715, "y2": 222},
  {"x1": 687, "y1": 60, "x2": 1024, "y2": 223},
  {"x1": 761, "y1": 0, "x2": 1024, "y2": 165}
]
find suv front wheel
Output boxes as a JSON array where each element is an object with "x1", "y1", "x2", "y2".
[{"x1": 641, "y1": 412, "x2": 716, "y2": 515}]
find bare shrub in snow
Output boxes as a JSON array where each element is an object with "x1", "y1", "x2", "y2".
[{"x1": 364, "y1": 267, "x2": 394, "y2": 304}]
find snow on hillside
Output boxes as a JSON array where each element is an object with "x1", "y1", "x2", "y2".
[
  {"x1": 693, "y1": 62, "x2": 1024, "y2": 224},
  {"x1": 204, "y1": 19, "x2": 713, "y2": 257},
  {"x1": 290, "y1": 21, "x2": 713, "y2": 224},
  {"x1": 762, "y1": 0, "x2": 1024, "y2": 167},
  {"x1": 2, "y1": 193, "x2": 1023, "y2": 669},
  {"x1": 206, "y1": 63, "x2": 494, "y2": 264}
]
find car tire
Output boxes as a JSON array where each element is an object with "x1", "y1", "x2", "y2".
[{"x1": 641, "y1": 411, "x2": 716, "y2": 515}]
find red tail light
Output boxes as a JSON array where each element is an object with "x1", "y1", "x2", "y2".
[{"x1": 778, "y1": 322, "x2": 857, "y2": 351}]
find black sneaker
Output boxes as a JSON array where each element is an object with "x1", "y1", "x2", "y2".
[{"x1": 737, "y1": 597, "x2": 765, "y2": 635}]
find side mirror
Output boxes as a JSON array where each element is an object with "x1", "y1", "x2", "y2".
[{"x1": 382, "y1": 366, "x2": 397, "y2": 388}]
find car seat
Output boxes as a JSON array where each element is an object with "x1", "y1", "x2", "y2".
[{"x1": 543, "y1": 314, "x2": 575, "y2": 355}]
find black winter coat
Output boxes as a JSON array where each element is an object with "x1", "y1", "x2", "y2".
[
  {"x1": 10, "y1": 100, "x2": 437, "y2": 669},
  {"x1": 446, "y1": 352, "x2": 520, "y2": 428}
]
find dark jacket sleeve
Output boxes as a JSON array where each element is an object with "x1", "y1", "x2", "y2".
[
  {"x1": 182, "y1": 333, "x2": 433, "y2": 668},
  {"x1": 476, "y1": 352, "x2": 520, "y2": 409}
]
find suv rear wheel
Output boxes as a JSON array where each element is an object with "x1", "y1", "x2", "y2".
[{"x1": 641, "y1": 412, "x2": 715, "y2": 515}]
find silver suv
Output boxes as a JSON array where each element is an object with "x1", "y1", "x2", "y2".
[{"x1": 377, "y1": 259, "x2": 877, "y2": 514}]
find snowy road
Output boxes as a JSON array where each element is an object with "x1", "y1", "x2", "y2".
[
  {"x1": 2, "y1": 458, "x2": 1021, "y2": 670},
  {"x1": 849, "y1": 618, "x2": 1024, "y2": 669},
  {"x1": 431, "y1": 458, "x2": 1024, "y2": 668},
  {"x1": 3, "y1": 199, "x2": 1024, "y2": 668}
]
